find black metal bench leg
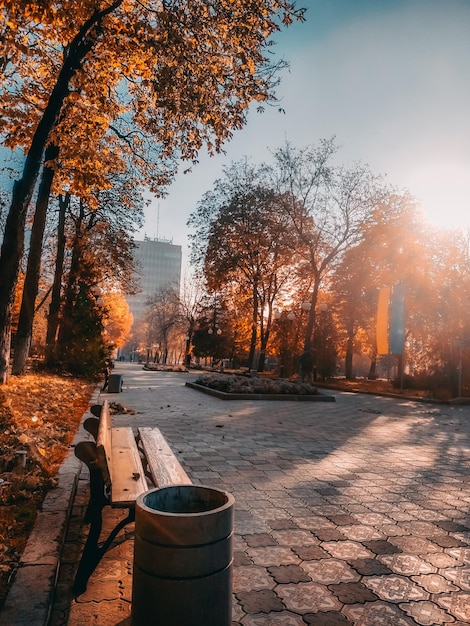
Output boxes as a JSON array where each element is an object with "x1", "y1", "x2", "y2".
[
  {"x1": 73, "y1": 487, "x2": 105, "y2": 594},
  {"x1": 73, "y1": 507, "x2": 135, "y2": 594},
  {"x1": 73, "y1": 442, "x2": 108, "y2": 594}
]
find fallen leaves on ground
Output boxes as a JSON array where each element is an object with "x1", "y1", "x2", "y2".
[{"x1": 0, "y1": 373, "x2": 96, "y2": 608}]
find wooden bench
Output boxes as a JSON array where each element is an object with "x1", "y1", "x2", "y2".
[{"x1": 73, "y1": 400, "x2": 190, "y2": 593}]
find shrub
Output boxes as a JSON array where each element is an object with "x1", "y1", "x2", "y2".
[{"x1": 194, "y1": 374, "x2": 319, "y2": 395}]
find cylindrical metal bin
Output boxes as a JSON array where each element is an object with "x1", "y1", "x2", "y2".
[
  {"x1": 131, "y1": 485, "x2": 235, "y2": 626},
  {"x1": 107, "y1": 373, "x2": 122, "y2": 393}
]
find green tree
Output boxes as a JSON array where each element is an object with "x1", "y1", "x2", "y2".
[{"x1": 51, "y1": 189, "x2": 140, "y2": 372}]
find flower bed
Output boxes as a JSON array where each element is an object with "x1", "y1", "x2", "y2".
[{"x1": 186, "y1": 374, "x2": 335, "y2": 401}]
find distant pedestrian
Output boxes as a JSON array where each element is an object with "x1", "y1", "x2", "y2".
[
  {"x1": 300, "y1": 350, "x2": 313, "y2": 383},
  {"x1": 102, "y1": 359, "x2": 113, "y2": 391}
]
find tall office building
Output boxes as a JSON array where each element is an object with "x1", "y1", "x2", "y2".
[{"x1": 127, "y1": 237, "x2": 182, "y2": 326}]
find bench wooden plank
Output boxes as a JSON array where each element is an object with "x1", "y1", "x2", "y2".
[
  {"x1": 96, "y1": 400, "x2": 112, "y2": 488},
  {"x1": 138, "y1": 427, "x2": 191, "y2": 487},
  {"x1": 109, "y1": 427, "x2": 148, "y2": 507}
]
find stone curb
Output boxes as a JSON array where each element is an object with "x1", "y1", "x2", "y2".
[
  {"x1": 0, "y1": 387, "x2": 100, "y2": 626},
  {"x1": 185, "y1": 381, "x2": 336, "y2": 401},
  {"x1": 314, "y1": 383, "x2": 457, "y2": 404}
]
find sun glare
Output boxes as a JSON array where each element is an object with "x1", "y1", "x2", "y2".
[{"x1": 410, "y1": 161, "x2": 470, "y2": 232}]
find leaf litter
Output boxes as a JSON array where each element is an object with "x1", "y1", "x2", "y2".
[{"x1": 0, "y1": 373, "x2": 95, "y2": 608}]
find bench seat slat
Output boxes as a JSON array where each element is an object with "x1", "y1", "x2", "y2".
[
  {"x1": 110, "y1": 427, "x2": 148, "y2": 507},
  {"x1": 138, "y1": 427, "x2": 191, "y2": 487}
]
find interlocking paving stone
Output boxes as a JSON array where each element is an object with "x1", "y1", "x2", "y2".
[
  {"x1": 411, "y1": 573, "x2": 459, "y2": 593},
  {"x1": 348, "y1": 557, "x2": 393, "y2": 576},
  {"x1": 267, "y1": 564, "x2": 311, "y2": 584},
  {"x1": 303, "y1": 610, "x2": 353, "y2": 625},
  {"x1": 275, "y1": 582, "x2": 342, "y2": 613},
  {"x1": 354, "y1": 512, "x2": 393, "y2": 526},
  {"x1": 432, "y1": 534, "x2": 469, "y2": 548},
  {"x1": 328, "y1": 581, "x2": 378, "y2": 604},
  {"x1": 267, "y1": 518, "x2": 299, "y2": 530},
  {"x1": 43, "y1": 366, "x2": 470, "y2": 626},
  {"x1": 312, "y1": 506, "x2": 346, "y2": 517},
  {"x1": 312, "y1": 528, "x2": 347, "y2": 541},
  {"x1": 236, "y1": 589, "x2": 285, "y2": 613},
  {"x1": 241, "y1": 611, "x2": 306, "y2": 625},
  {"x1": 436, "y1": 592, "x2": 470, "y2": 621},
  {"x1": 339, "y1": 524, "x2": 385, "y2": 541},
  {"x1": 389, "y1": 535, "x2": 443, "y2": 553},
  {"x1": 316, "y1": 487, "x2": 338, "y2": 496},
  {"x1": 233, "y1": 565, "x2": 276, "y2": 591},
  {"x1": 246, "y1": 546, "x2": 301, "y2": 566},
  {"x1": 424, "y1": 552, "x2": 464, "y2": 568},
  {"x1": 342, "y1": 601, "x2": 419, "y2": 625},
  {"x1": 448, "y1": 547, "x2": 470, "y2": 563},
  {"x1": 362, "y1": 539, "x2": 403, "y2": 555},
  {"x1": 398, "y1": 521, "x2": 442, "y2": 536},
  {"x1": 302, "y1": 558, "x2": 360, "y2": 584},
  {"x1": 435, "y1": 521, "x2": 470, "y2": 533},
  {"x1": 272, "y1": 529, "x2": 319, "y2": 546},
  {"x1": 378, "y1": 553, "x2": 437, "y2": 575},
  {"x1": 398, "y1": 600, "x2": 457, "y2": 625},
  {"x1": 238, "y1": 520, "x2": 269, "y2": 534},
  {"x1": 292, "y1": 545, "x2": 331, "y2": 560},
  {"x1": 66, "y1": 600, "x2": 131, "y2": 625},
  {"x1": 364, "y1": 574, "x2": 430, "y2": 602},
  {"x1": 440, "y1": 565, "x2": 470, "y2": 590},
  {"x1": 321, "y1": 540, "x2": 375, "y2": 560},
  {"x1": 297, "y1": 516, "x2": 336, "y2": 529},
  {"x1": 234, "y1": 550, "x2": 253, "y2": 566},
  {"x1": 243, "y1": 533, "x2": 278, "y2": 547},
  {"x1": 326, "y1": 514, "x2": 360, "y2": 526}
]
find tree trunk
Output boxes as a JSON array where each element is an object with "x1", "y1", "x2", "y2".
[
  {"x1": 45, "y1": 194, "x2": 68, "y2": 365},
  {"x1": 0, "y1": 7, "x2": 118, "y2": 383},
  {"x1": 248, "y1": 291, "x2": 258, "y2": 370},
  {"x1": 56, "y1": 201, "x2": 84, "y2": 361},
  {"x1": 303, "y1": 283, "x2": 319, "y2": 352},
  {"x1": 344, "y1": 325, "x2": 354, "y2": 381},
  {"x1": 368, "y1": 351, "x2": 377, "y2": 380},
  {"x1": 0, "y1": 180, "x2": 29, "y2": 382},
  {"x1": 257, "y1": 310, "x2": 273, "y2": 373},
  {"x1": 12, "y1": 146, "x2": 58, "y2": 375}
]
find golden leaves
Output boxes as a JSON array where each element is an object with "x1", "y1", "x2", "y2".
[{"x1": 1, "y1": 0, "x2": 303, "y2": 199}]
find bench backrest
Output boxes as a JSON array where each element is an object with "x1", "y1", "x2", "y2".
[
  {"x1": 96, "y1": 400, "x2": 112, "y2": 489},
  {"x1": 138, "y1": 427, "x2": 191, "y2": 487}
]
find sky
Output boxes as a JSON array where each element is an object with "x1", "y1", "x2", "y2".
[{"x1": 138, "y1": 0, "x2": 470, "y2": 268}]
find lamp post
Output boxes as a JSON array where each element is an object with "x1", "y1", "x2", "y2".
[{"x1": 208, "y1": 325, "x2": 222, "y2": 368}]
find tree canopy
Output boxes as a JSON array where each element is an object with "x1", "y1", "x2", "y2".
[{"x1": 0, "y1": 0, "x2": 305, "y2": 382}]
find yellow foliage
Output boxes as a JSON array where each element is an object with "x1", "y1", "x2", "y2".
[
  {"x1": 0, "y1": 0, "x2": 305, "y2": 206},
  {"x1": 102, "y1": 291, "x2": 134, "y2": 348}
]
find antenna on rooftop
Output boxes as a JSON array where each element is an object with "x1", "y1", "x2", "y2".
[{"x1": 156, "y1": 203, "x2": 160, "y2": 241}]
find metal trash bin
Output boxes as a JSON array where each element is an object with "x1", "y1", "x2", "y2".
[
  {"x1": 107, "y1": 373, "x2": 122, "y2": 393},
  {"x1": 132, "y1": 485, "x2": 235, "y2": 626}
]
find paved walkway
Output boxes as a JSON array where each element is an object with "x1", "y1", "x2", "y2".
[{"x1": 48, "y1": 362, "x2": 470, "y2": 625}]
